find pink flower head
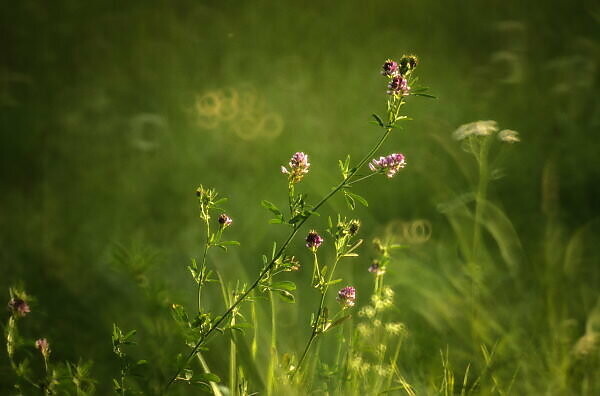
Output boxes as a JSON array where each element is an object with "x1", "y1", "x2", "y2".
[
  {"x1": 368, "y1": 153, "x2": 406, "y2": 178},
  {"x1": 35, "y1": 338, "x2": 50, "y2": 358},
  {"x1": 305, "y1": 230, "x2": 324, "y2": 251},
  {"x1": 337, "y1": 286, "x2": 356, "y2": 308},
  {"x1": 281, "y1": 152, "x2": 310, "y2": 184},
  {"x1": 387, "y1": 76, "x2": 410, "y2": 96},
  {"x1": 381, "y1": 59, "x2": 399, "y2": 76},
  {"x1": 7, "y1": 298, "x2": 30, "y2": 317}
]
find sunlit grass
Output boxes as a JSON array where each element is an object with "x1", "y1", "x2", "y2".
[{"x1": 2, "y1": 1, "x2": 599, "y2": 395}]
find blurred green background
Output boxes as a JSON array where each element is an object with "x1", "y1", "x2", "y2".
[{"x1": 1, "y1": 0, "x2": 599, "y2": 394}]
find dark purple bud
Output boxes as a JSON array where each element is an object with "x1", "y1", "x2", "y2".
[
  {"x1": 408, "y1": 56, "x2": 418, "y2": 69},
  {"x1": 306, "y1": 230, "x2": 324, "y2": 250},
  {"x1": 348, "y1": 220, "x2": 360, "y2": 236},
  {"x1": 218, "y1": 213, "x2": 233, "y2": 227}
]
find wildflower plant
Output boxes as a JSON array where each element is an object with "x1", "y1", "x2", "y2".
[
  {"x1": 112, "y1": 324, "x2": 147, "y2": 395},
  {"x1": 450, "y1": 120, "x2": 520, "y2": 287},
  {"x1": 159, "y1": 55, "x2": 433, "y2": 394},
  {"x1": 4, "y1": 287, "x2": 97, "y2": 394}
]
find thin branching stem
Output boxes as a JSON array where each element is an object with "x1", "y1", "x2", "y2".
[
  {"x1": 345, "y1": 172, "x2": 380, "y2": 186},
  {"x1": 266, "y1": 287, "x2": 277, "y2": 396},
  {"x1": 198, "y1": 219, "x2": 210, "y2": 313}
]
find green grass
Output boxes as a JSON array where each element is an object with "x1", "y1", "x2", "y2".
[{"x1": 1, "y1": 0, "x2": 599, "y2": 394}]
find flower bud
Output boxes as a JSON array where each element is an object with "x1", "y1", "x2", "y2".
[
  {"x1": 35, "y1": 338, "x2": 50, "y2": 359},
  {"x1": 305, "y1": 230, "x2": 324, "y2": 251},
  {"x1": 7, "y1": 298, "x2": 30, "y2": 317},
  {"x1": 218, "y1": 213, "x2": 233, "y2": 227}
]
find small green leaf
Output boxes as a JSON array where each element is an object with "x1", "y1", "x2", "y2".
[
  {"x1": 213, "y1": 197, "x2": 228, "y2": 206},
  {"x1": 344, "y1": 193, "x2": 356, "y2": 210},
  {"x1": 327, "y1": 315, "x2": 351, "y2": 331},
  {"x1": 269, "y1": 217, "x2": 284, "y2": 224},
  {"x1": 232, "y1": 322, "x2": 253, "y2": 329},
  {"x1": 188, "y1": 266, "x2": 199, "y2": 281},
  {"x1": 345, "y1": 239, "x2": 364, "y2": 255},
  {"x1": 113, "y1": 379, "x2": 122, "y2": 391},
  {"x1": 345, "y1": 191, "x2": 368, "y2": 207},
  {"x1": 220, "y1": 241, "x2": 240, "y2": 246},
  {"x1": 371, "y1": 113, "x2": 385, "y2": 127},
  {"x1": 197, "y1": 372, "x2": 221, "y2": 383},
  {"x1": 171, "y1": 304, "x2": 190, "y2": 327},
  {"x1": 270, "y1": 281, "x2": 296, "y2": 291},
  {"x1": 192, "y1": 382, "x2": 212, "y2": 391},
  {"x1": 123, "y1": 329, "x2": 137, "y2": 341},
  {"x1": 412, "y1": 93, "x2": 437, "y2": 99},
  {"x1": 276, "y1": 290, "x2": 295, "y2": 303},
  {"x1": 326, "y1": 279, "x2": 342, "y2": 286},
  {"x1": 261, "y1": 200, "x2": 282, "y2": 216}
]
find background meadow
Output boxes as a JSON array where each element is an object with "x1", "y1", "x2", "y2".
[{"x1": 1, "y1": 0, "x2": 599, "y2": 394}]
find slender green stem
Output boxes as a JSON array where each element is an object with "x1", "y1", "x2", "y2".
[
  {"x1": 288, "y1": 181, "x2": 295, "y2": 216},
  {"x1": 293, "y1": 290, "x2": 327, "y2": 380},
  {"x1": 197, "y1": 354, "x2": 223, "y2": 396},
  {"x1": 469, "y1": 136, "x2": 491, "y2": 344},
  {"x1": 195, "y1": 221, "x2": 224, "y2": 396},
  {"x1": 198, "y1": 215, "x2": 211, "y2": 313},
  {"x1": 251, "y1": 298, "x2": 258, "y2": 359},
  {"x1": 120, "y1": 361, "x2": 126, "y2": 396},
  {"x1": 345, "y1": 172, "x2": 380, "y2": 186},
  {"x1": 385, "y1": 335, "x2": 404, "y2": 392},
  {"x1": 229, "y1": 310, "x2": 237, "y2": 396},
  {"x1": 311, "y1": 251, "x2": 320, "y2": 286},
  {"x1": 293, "y1": 249, "x2": 344, "y2": 378},
  {"x1": 471, "y1": 137, "x2": 491, "y2": 262},
  {"x1": 164, "y1": 124, "x2": 394, "y2": 393},
  {"x1": 266, "y1": 289, "x2": 277, "y2": 396},
  {"x1": 334, "y1": 322, "x2": 346, "y2": 392}
]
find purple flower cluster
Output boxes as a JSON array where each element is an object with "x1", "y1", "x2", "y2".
[
  {"x1": 387, "y1": 76, "x2": 410, "y2": 96},
  {"x1": 7, "y1": 297, "x2": 30, "y2": 317},
  {"x1": 381, "y1": 56, "x2": 417, "y2": 96},
  {"x1": 306, "y1": 230, "x2": 324, "y2": 251},
  {"x1": 218, "y1": 213, "x2": 233, "y2": 227},
  {"x1": 381, "y1": 60, "x2": 399, "y2": 76},
  {"x1": 337, "y1": 286, "x2": 356, "y2": 308},
  {"x1": 281, "y1": 152, "x2": 310, "y2": 184},
  {"x1": 369, "y1": 153, "x2": 406, "y2": 178}
]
